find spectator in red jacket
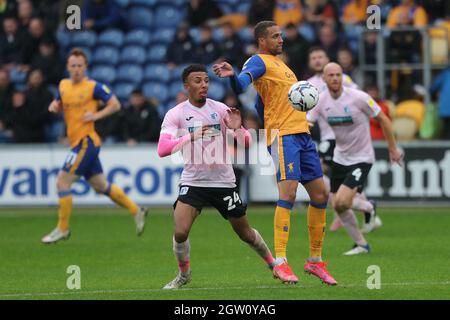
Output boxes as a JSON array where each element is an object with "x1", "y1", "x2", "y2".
[{"x1": 366, "y1": 84, "x2": 391, "y2": 140}]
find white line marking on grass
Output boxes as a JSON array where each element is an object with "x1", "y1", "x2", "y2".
[{"x1": 1, "y1": 281, "x2": 449, "y2": 298}]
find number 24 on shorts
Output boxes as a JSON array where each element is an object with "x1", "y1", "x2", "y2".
[{"x1": 223, "y1": 192, "x2": 241, "y2": 211}]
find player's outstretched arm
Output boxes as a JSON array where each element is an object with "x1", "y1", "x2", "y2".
[
  {"x1": 157, "y1": 126, "x2": 210, "y2": 157},
  {"x1": 375, "y1": 111, "x2": 403, "y2": 165},
  {"x1": 83, "y1": 95, "x2": 121, "y2": 123},
  {"x1": 48, "y1": 100, "x2": 62, "y2": 113}
]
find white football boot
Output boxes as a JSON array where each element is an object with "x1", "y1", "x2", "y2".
[
  {"x1": 343, "y1": 244, "x2": 370, "y2": 256},
  {"x1": 163, "y1": 270, "x2": 192, "y2": 289},
  {"x1": 41, "y1": 228, "x2": 70, "y2": 244},
  {"x1": 134, "y1": 207, "x2": 149, "y2": 236}
]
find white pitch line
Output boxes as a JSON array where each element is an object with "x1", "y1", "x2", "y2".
[{"x1": 1, "y1": 281, "x2": 449, "y2": 298}]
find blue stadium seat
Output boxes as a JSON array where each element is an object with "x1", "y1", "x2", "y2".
[
  {"x1": 168, "y1": 81, "x2": 184, "y2": 99},
  {"x1": 47, "y1": 85, "x2": 59, "y2": 99},
  {"x1": 298, "y1": 23, "x2": 316, "y2": 42},
  {"x1": 114, "y1": 82, "x2": 136, "y2": 104},
  {"x1": 170, "y1": 64, "x2": 189, "y2": 81},
  {"x1": 129, "y1": 0, "x2": 156, "y2": 7},
  {"x1": 144, "y1": 64, "x2": 171, "y2": 83},
  {"x1": 120, "y1": 45, "x2": 146, "y2": 64},
  {"x1": 124, "y1": 29, "x2": 152, "y2": 46},
  {"x1": 142, "y1": 81, "x2": 169, "y2": 102},
  {"x1": 217, "y1": 2, "x2": 234, "y2": 14},
  {"x1": 153, "y1": 5, "x2": 184, "y2": 29},
  {"x1": 116, "y1": 64, "x2": 143, "y2": 85},
  {"x1": 236, "y1": 2, "x2": 251, "y2": 15},
  {"x1": 151, "y1": 28, "x2": 176, "y2": 44},
  {"x1": 157, "y1": 0, "x2": 186, "y2": 7},
  {"x1": 92, "y1": 46, "x2": 120, "y2": 65},
  {"x1": 212, "y1": 27, "x2": 225, "y2": 42},
  {"x1": 127, "y1": 7, "x2": 153, "y2": 29},
  {"x1": 97, "y1": 29, "x2": 124, "y2": 47},
  {"x1": 208, "y1": 81, "x2": 226, "y2": 101},
  {"x1": 147, "y1": 45, "x2": 168, "y2": 63},
  {"x1": 56, "y1": 30, "x2": 71, "y2": 49},
  {"x1": 115, "y1": 0, "x2": 130, "y2": 8},
  {"x1": 90, "y1": 65, "x2": 116, "y2": 85},
  {"x1": 189, "y1": 27, "x2": 202, "y2": 44},
  {"x1": 71, "y1": 30, "x2": 97, "y2": 48},
  {"x1": 238, "y1": 27, "x2": 254, "y2": 43},
  {"x1": 9, "y1": 68, "x2": 27, "y2": 85}
]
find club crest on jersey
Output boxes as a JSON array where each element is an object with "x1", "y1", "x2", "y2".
[
  {"x1": 344, "y1": 106, "x2": 350, "y2": 113},
  {"x1": 210, "y1": 112, "x2": 218, "y2": 120}
]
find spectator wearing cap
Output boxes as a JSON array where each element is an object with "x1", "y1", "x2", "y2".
[{"x1": 122, "y1": 89, "x2": 162, "y2": 145}]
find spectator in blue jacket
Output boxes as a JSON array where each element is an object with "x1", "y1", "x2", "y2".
[
  {"x1": 82, "y1": 0, "x2": 122, "y2": 33},
  {"x1": 430, "y1": 67, "x2": 450, "y2": 139}
]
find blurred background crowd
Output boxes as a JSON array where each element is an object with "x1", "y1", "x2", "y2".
[{"x1": 0, "y1": 0, "x2": 449, "y2": 145}]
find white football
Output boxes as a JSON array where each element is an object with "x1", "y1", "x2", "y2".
[{"x1": 288, "y1": 81, "x2": 319, "y2": 112}]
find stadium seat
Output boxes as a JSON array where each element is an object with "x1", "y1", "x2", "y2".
[
  {"x1": 170, "y1": 64, "x2": 189, "y2": 81},
  {"x1": 126, "y1": 7, "x2": 153, "y2": 29},
  {"x1": 153, "y1": 5, "x2": 185, "y2": 29},
  {"x1": 142, "y1": 81, "x2": 169, "y2": 102},
  {"x1": 207, "y1": 81, "x2": 226, "y2": 101},
  {"x1": 236, "y1": 2, "x2": 251, "y2": 15},
  {"x1": 212, "y1": 27, "x2": 225, "y2": 42},
  {"x1": 168, "y1": 81, "x2": 184, "y2": 99},
  {"x1": 115, "y1": 0, "x2": 130, "y2": 8},
  {"x1": 9, "y1": 68, "x2": 27, "y2": 85},
  {"x1": 114, "y1": 82, "x2": 136, "y2": 104},
  {"x1": 116, "y1": 64, "x2": 143, "y2": 85},
  {"x1": 129, "y1": 0, "x2": 156, "y2": 7},
  {"x1": 395, "y1": 100, "x2": 426, "y2": 129},
  {"x1": 147, "y1": 45, "x2": 168, "y2": 63},
  {"x1": 238, "y1": 27, "x2": 254, "y2": 43},
  {"x1": 90, "y1": 65, "x2": 116, "y2": 85},
  {"x1": 97, "y1": 29, "x2": 124, "y2": 47},
  {"x1": 157, "y1": 0, "x2": 186, "y2": 7},
  {"x1": 298, "y1": 23, "x2": 316, "y2": 42},
  {"x1": 92, "y1": 46, "x2": 120, "y2": 65},
  {"x1": 151, "y1": 28, "x2": 176, "y2": 44},
  {"x1": 56, "y1": 30, "x2": 71, "y2": 50},
  {"x1": 217, "y1": 2, "x2": 234, "y2": 15},
  {"x1": 144, "y1": 64, "x2": 171, "y2": 83},
  {"x1": 120, "y1": 45, "x2": 146, "y2": 64},
  {"x1": 71, "y1": 30, "x2": 97, "y2": 48},
  {"x1": 189, "y1": 27, "x2": 202, "y2": 44},
  {"x1": 124, "y1": 29, "x2": 152, "y2": 47}
]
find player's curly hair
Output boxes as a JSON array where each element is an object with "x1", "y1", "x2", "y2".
[
  {"x1": 254, "y1": 21, "x2": 277, "y2": 46},
  {"x1": 182, "y1": 64, "x2": 207, "y2": 83}
]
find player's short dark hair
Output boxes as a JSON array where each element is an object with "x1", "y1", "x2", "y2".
[
  {"x1": 182, "y1": 64, "x2": 207, "y2": 83},
  {"x1": 308, "y1": 46, "x2": 328, "y2": 57},
  {"x1": 68, "y1": 47, "x2": 88, "y2": 64},
  {"x1": 254, "y1": 20, "x2": 277, "y2": 46}
]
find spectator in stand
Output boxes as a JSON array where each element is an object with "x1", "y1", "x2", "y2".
[
  {"x1": 315, "y1": 24, "x2": 343, "y2": 62},
  {"x1": 0, "y1": 68, "x2": 14, "y2": 142},
  {"x1": 166, "y1": 23, "x2": 197, "y2": 70},
  {"x1": 122, "y1": 89, "x2": 162, "y2": 145},
  {"x1": 196, "y1": 24, "x2": 221, "y2": 65},
  {"x1": 430, "y1": 67, "x2": 450, "y2": 140},
  {"x1": 34, "y1": 0, "x2": 60, "y2": 32},
  {"x1": 273, "y1": 0, "x2": 303, "y2": 28},
  {"x1": 23, "y1": 17, "x2": 55, "y2": 65},
  {"x1": 341, "y1": 0, "x2": 367, "y2": 25},
  {"x1": 82, "y1": 0, "x2": 122, "y2": 33},
  {"x1": 0, "y1": 0, "x2": 17, "y2": 25},
  {"x1": 218, "y1": 22, "x2": 244, "y2": 68},
  {"x1": 17, "y1": 0, "x2": 34, "y2": 32},
  {"x1": 30, "y1": 38, "x2": 63, "y2": 85},
  {"x1": 365, "y1": 84, "x2": 391, "y2": 140},
  {"x1": 186, "y1": 0, "x2": 222, "y2": 27},
  {"x1": 247, "y1": 0, "x2": 275, "y2": 27},
  {"x1": 304, "y1": 0, "x2": 340, "y2": 31},
  {"x1": 10, "y1": 89, "x2": 47, "y2": 143},
  {"x1": 282, "y1": 22, "x2": 310, "y2": 79},
  {"x1": 386, "y1": 0, "x2": 428, "y2": 28},
  {"x1": 337, "y1": 47, "x2": 362, "y2": 87},
  {"x1": 0, "y1": 16, "x2": 28, "y2": 70}
]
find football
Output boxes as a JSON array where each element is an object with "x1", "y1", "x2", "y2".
[{"x1": 288, "y1": 81, "x2": 319, "y2": 112}]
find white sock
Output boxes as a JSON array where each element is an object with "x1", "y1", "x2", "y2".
[{"x1": 339, "y1": 209, "x2": 367, "y2": 246}]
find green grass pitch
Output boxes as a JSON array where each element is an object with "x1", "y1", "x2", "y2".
[{"x1": 0, "y1": 206, "x2": 449, "y2": 300}]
